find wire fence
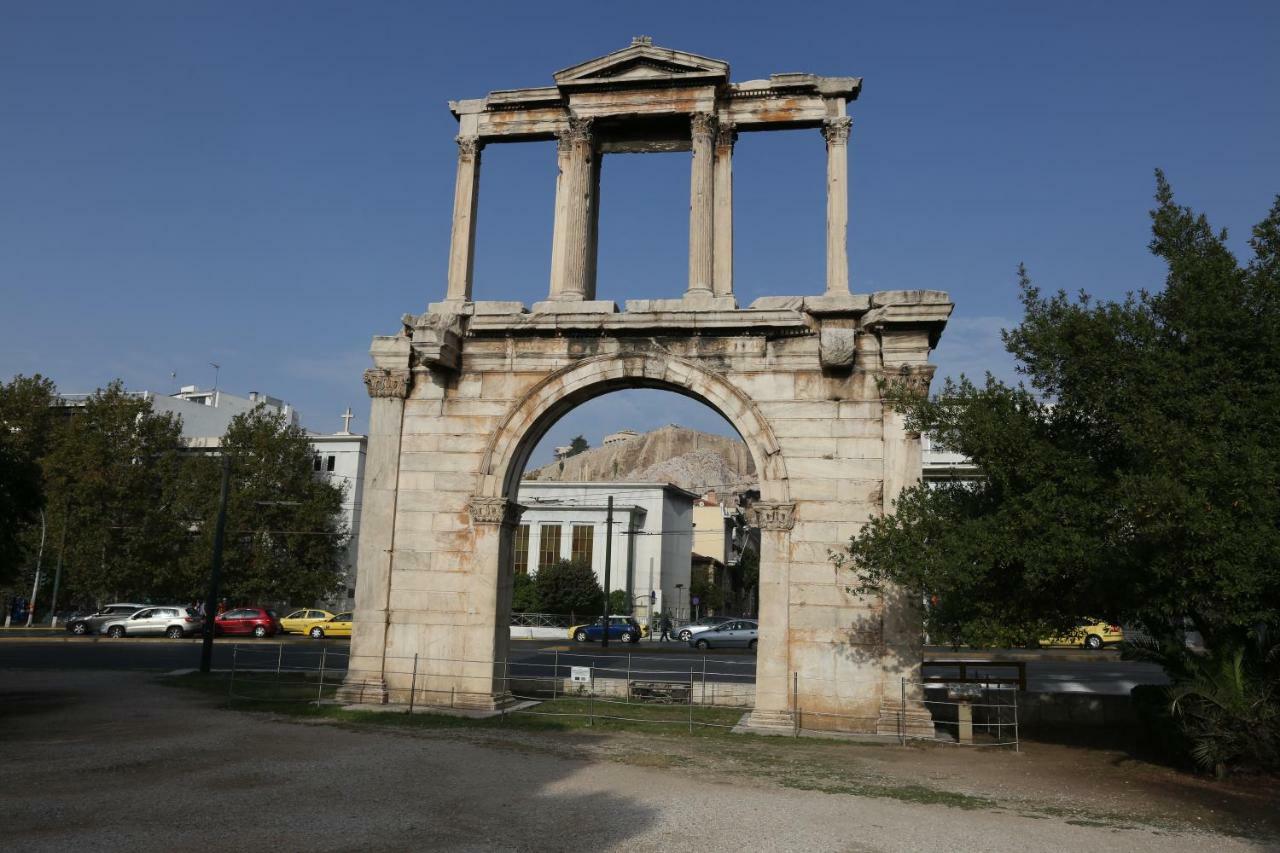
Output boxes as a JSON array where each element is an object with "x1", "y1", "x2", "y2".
[{"x1": 222, "y1": 644, "x2": 1018, "y2": 748}]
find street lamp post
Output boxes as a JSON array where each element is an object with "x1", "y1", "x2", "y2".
[
  {"x1": 199, "y1": 454, "x2": 231, "y2": 674},
  {"x1": 25, "y1": 510, "x2": 46, "y2": 627},
  {"x1": 675, "y1": 583, "x2": 684, "y2": 623}
]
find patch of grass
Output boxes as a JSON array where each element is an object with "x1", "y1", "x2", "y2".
[{"x1": 778, "y1": 777, "x2": 996, "y2": 811}]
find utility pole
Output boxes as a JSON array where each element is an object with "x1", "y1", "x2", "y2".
[
  {"x1": 601, "y1": 495, "x2": 613, "y2": 649},
  {"x1": 48, "y1": 497, "x2": 69, "y2": 626},
  {"x1": 25, "y1": 510, "x2": 46, "y2": 627},
  {"x1": 200, "y1": 454, "x2": 231, "y2": 674}
]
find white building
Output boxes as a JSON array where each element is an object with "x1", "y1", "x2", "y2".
[
  {"x1": 514, "y1": 481, "x2": 696, "y2": 622},
  {"x1": 921, "y1": 433, "x2": 982, "y2": 484},
  {"x1": 310, "y1": 410, "x2": 366, "y2": 609}
]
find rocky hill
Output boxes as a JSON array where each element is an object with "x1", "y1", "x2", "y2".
[{"x1": 524, "y1": 425, "x2": 756, "y2": 495}]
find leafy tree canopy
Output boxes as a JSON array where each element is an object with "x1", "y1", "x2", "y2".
[
  {"x1": 186, "y1": 407, "x2": 348, "y2": 605},
  {"x1": 0, "y1": 374, "x2": 56, "y2": 583},
  {"x1": 534, "y1": 558, "x2": 601, "y2": 616},
  {"x1": 567, "y1": 435, "x2": 589, "y2": 457},
  {"x1": 841, "y1": 173, "x2": 1280, "y2": 649}
]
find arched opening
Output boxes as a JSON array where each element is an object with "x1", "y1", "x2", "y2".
[{"x1": 486, "y1": 361, "x2": 783, "y2": 702}]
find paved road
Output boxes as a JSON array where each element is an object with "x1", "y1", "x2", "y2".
[{"x1": 0, "y1": 636, "x2": 1166, "y2": 694}]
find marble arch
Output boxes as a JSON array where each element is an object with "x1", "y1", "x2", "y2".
[{"x1": 340, "y1": 39, "x2": 952, "y2": 735}]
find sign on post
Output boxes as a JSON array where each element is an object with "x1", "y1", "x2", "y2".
[{"x1": 571, "y1": 666, "x2": 592, "y2": 684}]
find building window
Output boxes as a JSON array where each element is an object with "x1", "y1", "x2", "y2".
[
  {"x1": 538, "y1": 524, "x2": 561, "y2": 567},
  {"x1": 513, "y1": 525, "x2": 530, "y2": 574},
  {"x1": 571, "y1": 524, "x2": 594, "y2": 564},
  {"x1": 313, "y1": 455, "x2": 322, "y2": 471},
  {"x1": 326, "y1": 455, "x2": 336, "y2": 472}
]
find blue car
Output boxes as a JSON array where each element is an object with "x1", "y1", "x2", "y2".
[{"x1": 572, "y1": 616, "x2": 642, "y2": 644}]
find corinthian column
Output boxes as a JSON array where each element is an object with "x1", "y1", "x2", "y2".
[
  {"x1": 548, "y1": 117, "x2": 596, "y2": 301},
  {"x1": 823, "y1": 117, "x2": 852, "y2": 295},
  {"x1": 445, "y1": 136, "x2": 483, "y2": 302},
  {"x1": 712, "y1": 122, "x2": 736, "y2": 299},
  {"x1": 687, "y1": 112, "x2": 716, "y2": 298}
]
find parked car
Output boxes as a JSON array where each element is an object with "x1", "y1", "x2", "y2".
[
  {"x1": 65, "y1": 603, "x2": 147, "y2": 636},
  {"x1": 675, "y1": 615, "x2": 732, "y2": 642},
  {"x1": 1040, "y1": 621, "x2": 1124, "y2": 650},
  {"x1": 309, "y1": 612, "x2": 352, "y2": 639},
  {"x1": 213, "y1": 607, "x2": 282, "y2": 638},
  {"x1": 100, "y1": 606, "x2": 203, "y2": 639},
  {"x1": 279, "y1": 609, "x2": 334, "y2": 635},
  {"x1": 689, "y1": 619, "x2": 758, "y2": 651},
  {"x1": 572, "y1": 616, "x2": 642, "y2": 644}
]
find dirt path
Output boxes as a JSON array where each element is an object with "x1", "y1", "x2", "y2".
[{"x1": 2, "y1": 670, "x2": 1273, "y2": 852}]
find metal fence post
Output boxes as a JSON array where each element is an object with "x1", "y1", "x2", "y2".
[
  {"x1": 501, "y1": 659, "x2": 508, "y2": 724},
  {"x1": 792, "y1": 672, "x2": 799, "y2": 738},
  {"x1": 899, "y1": 678, "x2": 907, "y2": 745},
  {"x1": 589, "y1": 682, "x2": 594, "y2": 727},
  {"x1": 688, "y1": 666, "x2": 694, "y2": 733},
  {"x1": 408, "y1": 653, "x2": 418, "y2": 714},
  {"x1": 552, "y1": 649, "x2": 559, "y2": 701},
  {"x1": 1013, "y1": 688, "x2": 1020, "y2": 753},
  {"x1": 273, "y1": 641, "x2": 284, "y2": 700},
  {"x1": 228, "y1": 645, "x2": 238, "y2": 698},
  {"x1": 701, "y1": 655, "x2": 707, "y2": 705},
  {"x1": 316, "y1": 646, "x2": 327, "y2": 706}
]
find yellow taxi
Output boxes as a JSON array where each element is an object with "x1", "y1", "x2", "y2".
[
  {"x1": 279, "y1": 609, "x2": 334, "y2": 635},
  {"x1": 1041, "y1": 621, "x2": 1124, "y2": 650},
  {"x1": 308, "y1": 612, "x2": 352, "y2": 639}
]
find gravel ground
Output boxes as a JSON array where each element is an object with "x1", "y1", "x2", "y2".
[{"x1": 1, "y1": 670, "x2": 1270, "y2": 852}]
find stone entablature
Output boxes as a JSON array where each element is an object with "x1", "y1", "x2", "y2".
[{"x1": 441, "y1": 36, "x2": 862, "y2": 308}]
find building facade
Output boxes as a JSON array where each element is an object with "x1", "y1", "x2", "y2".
[{"x1": 514, "y1": 481, "x2": 694, "y2": 622}]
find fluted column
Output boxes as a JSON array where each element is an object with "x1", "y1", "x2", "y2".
[
  {"x1": 687, "y1": 112, "x2": 716, "y2": 298},
  {"x1": 712, "y1": 122, "x2": 736, "y2": 299},
  {"x1": 445, "y1": 136, "x2": 483, "y2": 302},
  {"x1": 548, "y1": 117, "x2": 596, "y2": 301},
  {"x1": 823, "y1": 117, "x2": 852, "y2": 295}
]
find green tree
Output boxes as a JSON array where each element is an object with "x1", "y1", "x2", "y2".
[
  {"x1": 39, "y1": 382, "x2": 192, "y2": 603},
  {"x1": 0, "y1": 374, "x2": 57, "y2": 584},
  {"x1": 511, "y1": 571, "x2": 539, "y2": 612},
  {"x1": 567, "y1": 435, "x2": 589, "y2": 457},
  {"x1": 534, "y1": 558, "x2": 601, "y2": 616},
  {"x1": 840, "y1": 174, "x2": 1280, "y2": 653},
  {"x1": 607, "y1": 588, "x2": 630, "y2": 614},
  {"x1": 186, "y1": 406, "x2": 348, "y2": 605}
]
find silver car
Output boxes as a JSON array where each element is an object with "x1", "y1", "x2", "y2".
[
  {"x1": 65, "y1": 603, "x2": 147, "y2": 636},
  {"x1": 675, "y1": 616, "x2": 732, "y2": 642},
  {"x1": 100, "y1": 606, "x2": 203, "y2": 639},
  {"x1": 688, "y1": 619, "x2": 758, "y2": 651}
]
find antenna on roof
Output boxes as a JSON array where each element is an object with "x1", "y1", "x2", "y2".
[{"x1": 209, "y1": 362, "x2": 220, "y2": 391}]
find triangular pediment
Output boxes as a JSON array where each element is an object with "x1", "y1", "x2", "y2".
[{"x1": 554, "y1": 38, "x2": 729, "y2": 88}]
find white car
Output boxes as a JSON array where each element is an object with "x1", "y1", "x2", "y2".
[{"x1": 100, "y1": 606, "x2": 204, "y2": 639}]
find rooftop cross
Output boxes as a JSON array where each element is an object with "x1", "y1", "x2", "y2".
[{"x1": 340, "y1": 407, "x2": 354, "y2": 434}]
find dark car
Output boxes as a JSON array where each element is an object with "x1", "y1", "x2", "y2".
[
  {"x1": 574, "y1": 616, "x2": 642, "y2": 644},
  {"x1": 64, "y1": 603, "x2": 147, "y2": 636},
  {"x1": 213, "y1": 607, "x2": 282, "y2": 638}
]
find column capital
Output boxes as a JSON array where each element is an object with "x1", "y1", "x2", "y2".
[
  {"x1": 822, "y1": 116, "x2": 852, "y2": 146},
  {"x1": 455, "y1": 135, "x2": 483, "y2": 162},
  {"x1": 363, "y1": 368, "x2": 411, "y2": 399},
  {"x1": 746, "y1": 501, "x2": 797, "y2": 531},
  {"x1": 715, "y1": 121, "x2": 738, "y2": 153},
  {"x1": 468, "y1": 496, "x2": 526, "y2": 527},
  {"x1": 879, "y1": 364, "x2": 936, "y2": 401},
  {"x1": 557, "y1": 116, "x2": 595, "y2": 150},
  {"x1": 690, "y1": 111, "x2": 718, "y2": 141}
]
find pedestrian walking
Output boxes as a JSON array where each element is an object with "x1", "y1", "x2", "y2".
[{"x1": 659, "y1": 612, "x2": 673, "y2": 642}]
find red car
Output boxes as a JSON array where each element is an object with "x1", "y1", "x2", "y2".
[{"x1": 213, "y1": 607, "x2": 282, "y2": 638}]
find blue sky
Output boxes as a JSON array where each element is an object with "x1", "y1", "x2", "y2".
[{"x1": 2, "y1": 1, "x2": 1277, "y2": 466}]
